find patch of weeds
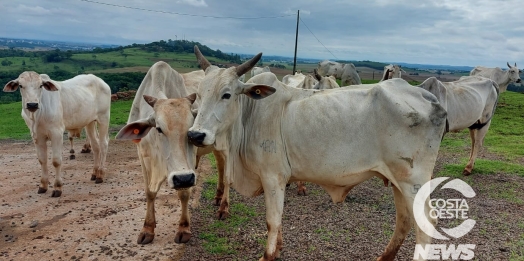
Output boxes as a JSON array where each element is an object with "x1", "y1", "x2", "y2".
[
  {"x1": 382, "y1": 222, "x2": 393, "y2": 238},
  {"x1": 437, "y1": 159, "x2": 524, "y2": 178},
  {"x1": 314, "y1": 226, "x2": 332, "y2": 241},
  {"x1": 487, "y1": 182, "x2": 523, "y2": 205},
  {"x1": 201, "y1": 174, "x2": 219, "y2": 202},
  {"x1": 198, "y1": 232, "x2": 237, "y2": 255},
  {"x1": 509, "y1": 233, "x2": 524, "y2": 260}
]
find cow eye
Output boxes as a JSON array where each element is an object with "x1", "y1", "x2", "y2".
[
  {"x1": 19, "y1": 85, "x2": 23, "y2": 88},
  {"x1": 222, "y1": 93, "x2": 231, "y2": 100},
  {"x1": 156, "y1": 127, "x2": 163, "y2": 134}
]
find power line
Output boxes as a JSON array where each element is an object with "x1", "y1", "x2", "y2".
[
  {"x1": 299, "y1": 17, "x2": 338, "y2": 60},
  {"x1": 79, "y1": 0, "x2": 294, "y2": 19}
]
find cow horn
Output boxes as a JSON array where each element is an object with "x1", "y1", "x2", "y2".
[
  {"x1": 313, "y1": 69, "x2": 322, "y2": 81},
  {"x1": 194, "y1": 45, "x2": 211, "y2": 71},
  {"x1": 507, "y1": 62, "x2": 512, "y2": 68},
  {"x1": 236, "y1": 53, "x2": 262, "y2": 77}
]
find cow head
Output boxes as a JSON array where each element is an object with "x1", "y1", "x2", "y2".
[
  {"x1": 187, "y1": 46, "x2": 276, "y2": 147},
  {"x1": 313, "y1": 69, "x2": 340, "y2": 90},
  {"x1": 507, "y1": 62, "x2": 522, "y2": 83},
  {"x1": 116, "y1": 94, "x2": 199, "y2": 190},
  {"x1": 3, "y1": 71, "x2": 59, "y2": 112}
]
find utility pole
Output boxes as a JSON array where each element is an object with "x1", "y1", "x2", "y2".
[{"x1": 292, "y1": 10, "x2": 299, "y2": 75}]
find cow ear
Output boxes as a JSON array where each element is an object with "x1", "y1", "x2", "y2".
[
  {"x1": 241, "y1": 84, "x2": 276, "y2": 100},
  {"x1": 143, "y1": 95, "x2": 157, "y2": 108},
  {"x1": 3, "y1": 80, "x2": 19, "y2": 92},
  {"x1": 186, "y1": 93, "x2": 197, "y2": 104},
  {"x1": 42, "y1": 81, "x2": 59, "y2": 91},
  {"x1": 115, "y1": 119, "x2": 154, "y2": 142}
]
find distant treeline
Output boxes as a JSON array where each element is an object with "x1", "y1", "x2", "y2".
[
  {"x1": 0, "y1": 40, "x2": 241, "y2": 64},
  {"x1": 0, "y1": 70, "x2": 146, "y2": 104},
  {"x1": 0, "y1": 39, "x2": 242, "y2": 103}
]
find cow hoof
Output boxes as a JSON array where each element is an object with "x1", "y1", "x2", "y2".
[
  {"x1": 213, "y1": 198, "x2": 221, "y2": 206},
  {"x1": 216, "y1": 210, "x2": 229, "y2": 220},
  {"x1": 91, "y1": 175, "x2": 96, "y2": 181},
  {"x1": 51, "y1": 190, "x2": 62, "y2": 197},
  {"x1": 81, "y1": 148, "x2": 91, "y2": 154},
  {"x1": 69, "y1": 149, "x2": 75, "y2": 154},
  {"x1": 69, "y1": 154, "x2": 76, "y2": 160},
  {"x1": 137, "y1": 232, "x2": 155, "y2": 244},
  {"x1": 297, "y1": 189, "x2": 307, "y2": 196},
  {"x1": 95, "y1": 178, "x2": 103, "y2": 184},
  {"x1": 37, "y1": 187, "x2": 47, "y2": 194},
  {"x1": 174, "y1": 231, "x2": 192, "y2": 244},
  {"x1": 462, "y1": 169, "x2": 472, "y2": 176}
]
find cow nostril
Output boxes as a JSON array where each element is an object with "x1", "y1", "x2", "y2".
[
  {"x1": 26, "y1": 103, "x2": 39, "y2": 111},
  {"x1": 187, "y1": 131, "x2": 206, "y2": 144},
  {"x1": 172, "y1": 173, "x2": 196, "y2": 189}
]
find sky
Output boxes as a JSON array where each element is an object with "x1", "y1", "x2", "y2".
[{"x1": 2, "y1": 0, "x2": 524, "y2": 67}]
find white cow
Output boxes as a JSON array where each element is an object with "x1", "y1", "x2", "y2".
[
  {"x1": 3, "y1": 72, "x2": 111, "y2": 197},
  {"x1": 238, "y1": 73, "x2": 246, "y2": 82},
  {"x1": 281, "y1": 72, "x2": 319, "y2": 89},
  {"x1": 187, "y1": 46, "x2": 447, "y2": 261},
  {"x1": 312, "y1": 68, "x2": 340, "y2": 89},
  {"x1": 418, "y1": 76, "x2": 499, "y2": 175},
  {"x1": 251, "y1": 66, "x2": 271, "y2": 78},
  {"x1": 115, "y1": 62, "x2": 227, "y2": 245},
  {"x1": 381, "y1": 64, "x2": 405, "y2": 82},
  {"x1": 469, "y1": 62, "x2": 521, "y2": 92},
  {"x1": 317, "y1": 60, "x2": 362, "y2": 86}
]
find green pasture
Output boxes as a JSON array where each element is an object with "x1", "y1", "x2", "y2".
[
  {"x1": 0, "y1": 99, "x2": 134, "y2": 140},
  {"x1": 0, "y1": 48, "x2": 231, "y2": 74}
]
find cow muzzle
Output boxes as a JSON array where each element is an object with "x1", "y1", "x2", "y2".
[
  {"x1": 517, "y1": 79, "x2": 522, "y2": 83},
  {"x1": 171, "y1": 173, "x2": 196, "y2": 190},
  {"x1": 187, "y1": 131, "x2": 206, "y2": 147},
  {"x1": 26, "y1": 102, "x2": 39, "y2": 112}
]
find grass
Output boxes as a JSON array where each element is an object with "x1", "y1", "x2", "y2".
[
  {"x1": 0, "y1": 48, "x2": 232, "y2": 74},
  {"x1": 0, "y1": 102, "x2": 30, "y2": 140},
  {"x1": 196, "y1": 154, "x2": 260, "y2": 256},
  {"x1": 0, "y1": 99, "x2": 134, "y2": 140}
]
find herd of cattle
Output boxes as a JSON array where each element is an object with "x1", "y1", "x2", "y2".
[{"x1": 2, "y1": 47, "x2": 522, "y2": 260}]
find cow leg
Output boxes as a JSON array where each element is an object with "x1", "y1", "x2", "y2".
[
  {"x1": 68, "y1": 135, "x2": 75, "y2": 160},
  {"x1": 85, "y1": 121, "x2": 103, "y2": 183},
  {"x1": 296, "y1": 181, "x2": 307, "y2": 196},
  {"x1": 213, "y1": 150, "x2": 227, "y2": 207},
  {"x1": 81, "y1": 133, "x2": 92, "y2": 153},
  {"x1": 95, "y1": 119, "x2": 110, "y2": 183},
  {"x1": 138, "y1": 157, "x2": 164, "y2": 245},
  {"x1": 174, "y1": 188, "x2": 192, "y2": 243},
  {"x1": 463, "y1": 121, "x2": 491, "y2": 176},
  {"x1": 35, "y1": 137, "x2": 49, "y2": 194},
  {"x1": 259, "y1": 177, "x2": 286, "y2": 261},
  {"x1": 49, "y1": 133, "x2": 64, "y2": 197},
  {"x1": 377, "y1": 185, "x2": 412, "y2": 261}
]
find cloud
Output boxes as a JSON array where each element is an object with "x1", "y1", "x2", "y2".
[{"x1": 177, "y1": 0, "x2": 207, "y2": 7}]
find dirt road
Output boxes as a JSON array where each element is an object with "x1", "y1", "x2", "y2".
[{"x1": 0, "y1": 139, "x2": 211, "y2": 261}]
